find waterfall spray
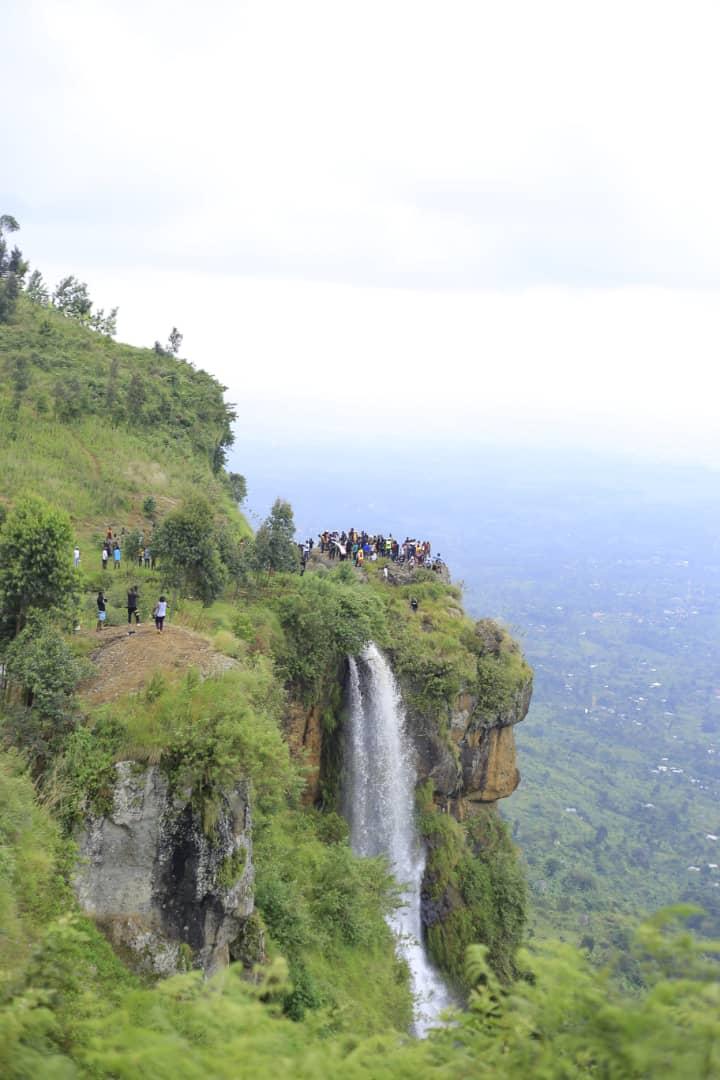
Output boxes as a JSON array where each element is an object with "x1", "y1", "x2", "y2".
[{"x1": 343, "y1": 643, "x2": 452, "y2": 1037}]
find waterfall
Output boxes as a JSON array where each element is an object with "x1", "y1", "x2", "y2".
[{"x1": 343, "y1": 642, "x2": 453, "y2": 1037}]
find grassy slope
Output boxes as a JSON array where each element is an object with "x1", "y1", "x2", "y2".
[{"x1": 0, "y1": 297, "x2": 248, "y2": 541}]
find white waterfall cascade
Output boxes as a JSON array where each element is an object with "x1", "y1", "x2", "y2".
[{"x1": 343, "y1": 642, "x2": 453, "y2": 1037}]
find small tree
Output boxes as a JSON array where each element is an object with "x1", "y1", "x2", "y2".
[
  {"x1": 52, "y1": 275, "x2": 117, "y2": 336},
  {"x1": 254, "y1": 498, "x2": 299, "y2": 574},
  {"x1": 153, "y1": 495, "x2": 227, "y2": 605},
  {"x1": 142, "y1": 496, "x2": 157, "y2": 522},
  {"x1": 105, "y1": 356, "x2": 120, "y2": 419},
  {"x1": 168, "y1": 327, "x2": 183, "y2": 355},
  {"x1": 89, "y1": 306, "x2": 118, "y2": 337},
  {"x1": 0, "y1": 215, "x2": 28, "y2": 323},
  {"x1": 52, "y1": 276, "x2": 93, "y2": 321},
  {"x1": 124, "y1": 527, "x2": 144, "y2": 569},
  {"x1": 53, "y1": 376, "x2": 85, "y2": 422},
  {"x1": 0, "y1": 496, "x2": 77, "y2": 640},
  {"x1": 2, "y1": 614, "x2": 88, "y2": 774},
  {"x1": 153, "y1": 327, "x2": 183, "y2": 357},
  {"x1": 227, "y1": 472, "x2": 247, "y2": 505},
  {"x1": 10, "y1": 355, "x2": 31, "y2": 410},
  {"x1": 25, "y1": 269, "x2": 49, "y2": 306}
]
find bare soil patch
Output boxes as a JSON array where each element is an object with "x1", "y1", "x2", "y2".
[{"x1": 80, "y1": 624, "x2": 236, "y2": 707}]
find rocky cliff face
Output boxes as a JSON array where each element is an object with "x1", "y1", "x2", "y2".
[
  {"x1": 286, "y1": 649, "x2": 532, "y2": 817},
  {"x1": 410, "y1": 675, "x2": 532, "y2": 817},
  {"x1": 74, "y1": 762, "x2": 254, "y2": 977},
  {"x1": 284, "y1": 700, "x2": 324, "y2": 805}
]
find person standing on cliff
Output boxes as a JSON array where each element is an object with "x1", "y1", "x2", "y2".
[
  {"x1": 96, "y1": 590, "x2": 107, "y2": 631},
  {"x1": 127, "y1": 586, "x2": 140, "y2": 630},
  {"x1": 153, "y1": 595, "x2": 167, "y2": 632}
]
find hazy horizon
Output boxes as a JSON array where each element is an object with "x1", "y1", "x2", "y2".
[{"x1": 231, "y1": 436, "x2": 720, "y2": 542}]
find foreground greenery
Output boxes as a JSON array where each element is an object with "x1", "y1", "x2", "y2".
[
  {"x1": 1, "y1": 763, "x2": 718, "y2": 1079},
  {"x1": 2, "y1": 753, "x2": 718, "y2": 1077}
]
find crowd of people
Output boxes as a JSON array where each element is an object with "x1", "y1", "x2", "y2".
[
  {"x1": 98, "y1": 527, "x2": 154, "y2": 572},
  {"x1": 311, "y1": 529, "x2": 444, "y2": 571},
  {"x1": 88, "y1": 521, "x2": 439, "y2": 631},
  {"x1": 89, "y1": 525, "x2": 164, "y2": 633}
]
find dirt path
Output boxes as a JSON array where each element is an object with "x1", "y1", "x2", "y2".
[{"x1": 80, "y1": 624, "x2": 237, "y2": 706}]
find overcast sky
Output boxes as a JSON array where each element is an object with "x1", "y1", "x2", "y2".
[{"x1": 4, "y1": 0, "x2": 720, "y2": 464}]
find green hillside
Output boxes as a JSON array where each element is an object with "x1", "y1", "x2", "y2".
[
  {"x1": 0, "y1": 290, "x2": 526, "y2": 1035},
  {"x1": 1, "y1": 275, "x2": 719, "y2": 1076},
  {"x1": 0, "y1": 295, "x2": 242, "y2": 535}
]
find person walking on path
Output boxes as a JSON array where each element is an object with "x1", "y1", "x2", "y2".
[
  {"x1": 127, "y1": 586, "x2": 141, "y2": 629},
  {"x1": 96, "y1": 590, "x2": 107, "y2": 631},
  {"x1": 101, "y1": 546, "x2": 109, "y2": 571},
  {"x1": 113, "y1": 543, "x2": 121, "y2": 570},
  {"x1": 73, "y1": 546, "x2": 80, "y2": 569},
  {"x1": 153, "y1": 595, "x2": 167, "y2": 632}
]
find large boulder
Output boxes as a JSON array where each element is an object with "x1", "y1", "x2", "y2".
[
  {"x1": 452, "y1": 676, "x2": 532, "y2": 801},
  {"x1": 74, "y1": 761, "x2": 253, "y2": 977},
  {"x1": 401, "y1": 638, "x2": 532, "y2": 809}
]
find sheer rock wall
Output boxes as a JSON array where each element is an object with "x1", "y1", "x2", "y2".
[{"x1": 74, "y1": 762, "x2": 254, "y2": 977}]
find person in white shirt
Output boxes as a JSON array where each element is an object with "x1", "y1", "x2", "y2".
[{"x1": 154, "y1": 595, "x2": 168, "y2": 632}]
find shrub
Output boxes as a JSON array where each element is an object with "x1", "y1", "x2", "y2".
[
  {"x1": 0, "y1": 750, "x2": 73, "y2": 981},
  {"x1": 1, "y1": 616, "x2": 90, "y2": 774},
  {"x1": 0, "y1": 495, "x2": 77, "y2": 640},
  {"x1": 46, "y1": 712, "x2": 126, "y2": 828},
  {"x1": 273, "y1": 575, "x2": 385, "y2": 702},
  {"x1": 102, "y1": 665, "x2": 297, "y2": 824}
]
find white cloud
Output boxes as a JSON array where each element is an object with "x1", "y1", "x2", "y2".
[{"x1": 3, "y1": 0, "x2": 720, "y2": 459}]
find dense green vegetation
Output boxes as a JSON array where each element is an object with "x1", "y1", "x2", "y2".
[
  {"x1": 1, "y1": 783, "x2": 718, "y2": 1080},
  {"x1": 2, "y1": 265, "x2": 718, "y2": 1075},
  {"x1": 418, "y1": 786, "x2": 527, "y2": 987},
  {"x1": 0, "y1": 295, "x2": 238, "y2": 532},
  {"x1": 2, "y1": 744, "x2": 718, "y2": 1075},
  {"x1": 0, "y1": 495, "x2": 78, "y2": 640}
]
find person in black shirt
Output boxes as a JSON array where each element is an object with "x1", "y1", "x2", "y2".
[{"x1": 127, "y1": 586, "x2": 140, "y2": 628}]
